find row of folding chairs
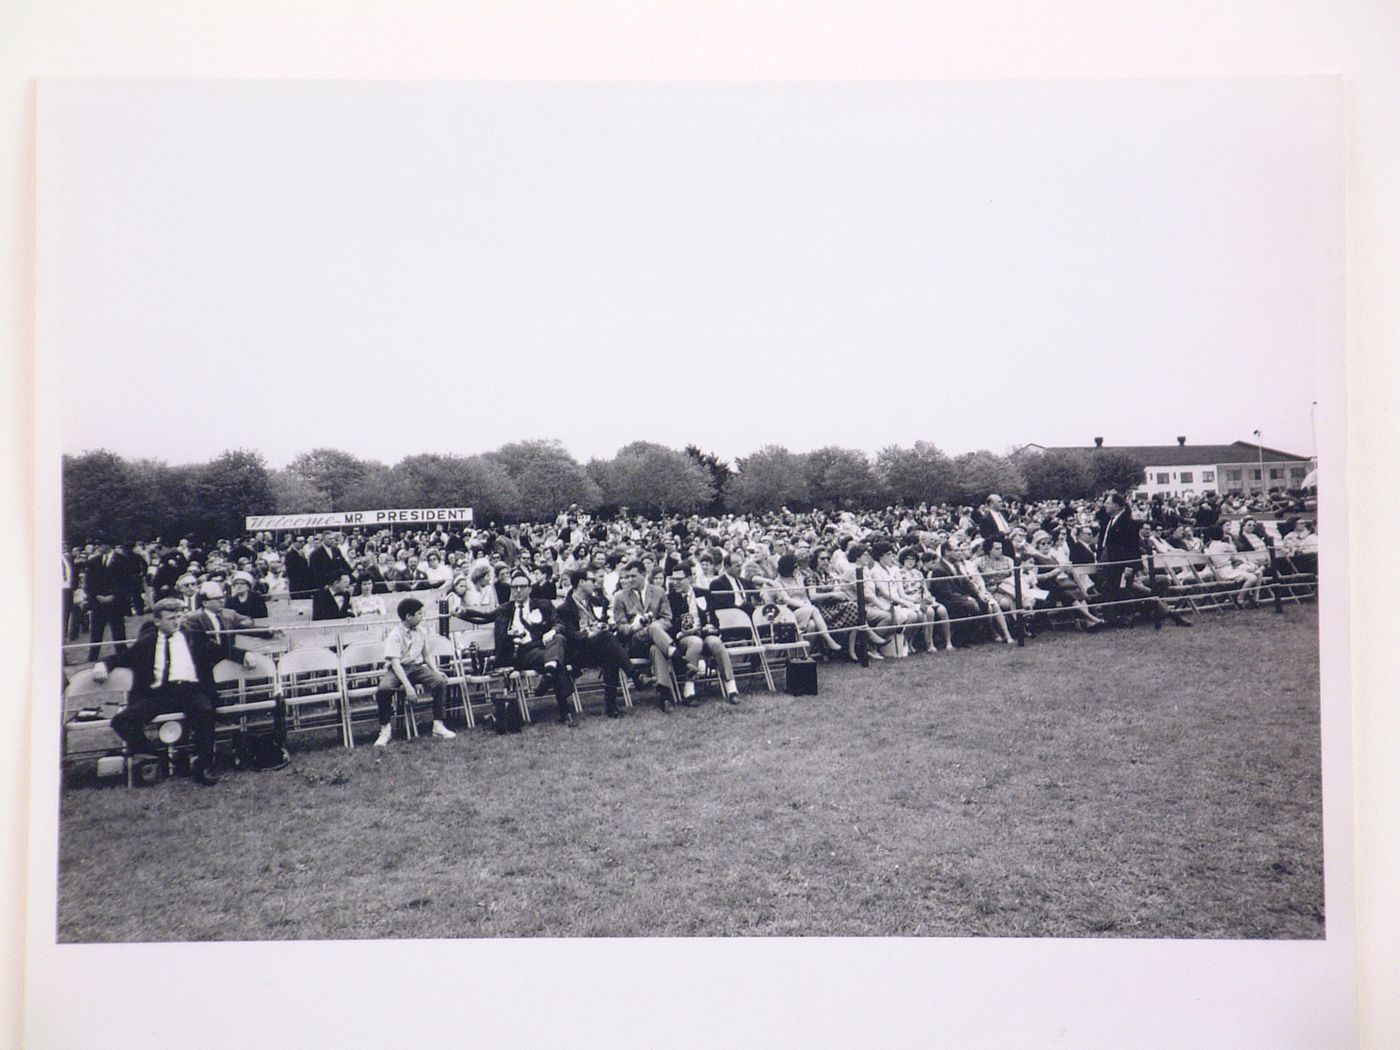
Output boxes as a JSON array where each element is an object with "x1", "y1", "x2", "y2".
[{"x1": 62, "y1": 604, "x2": 817, "y2": 774}]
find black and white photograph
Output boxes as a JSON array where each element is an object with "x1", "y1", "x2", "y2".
[{"x1": 21, "y1": 59, "x2": 1369, "y2": 1048}]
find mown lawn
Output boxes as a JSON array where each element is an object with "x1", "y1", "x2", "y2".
[{"x1": 56, "y1": 606, "x2": 1323, "y2": 942}]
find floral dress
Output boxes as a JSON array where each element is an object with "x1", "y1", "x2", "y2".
[{"x1": 805, "y1": 567, "x2": 860, "y2": 630}]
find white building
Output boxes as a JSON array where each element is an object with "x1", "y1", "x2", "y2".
[{"x1": 1018, "y1": 438, "x2": 1314, "y2": 498}]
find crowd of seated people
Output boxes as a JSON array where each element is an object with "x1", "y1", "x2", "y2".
[{"x1": 64, "y1": 491, "x2": 1320, "y2": 702}]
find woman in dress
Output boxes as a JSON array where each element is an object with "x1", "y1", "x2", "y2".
[
  {"x1": 1024, "y1": 531, "x2": 1103, "y2": 628},
  {"x1": 898, "y1": 546, "x2": 952, "y2": 651},
  {"x1": 762, "y1": 553, "x2": 844, "y2": 655},
  {"x1": 461, "y1": 559, "x2": 500, "y2": 615},
  {"x1": 806, "y1": 548, "x2": 861, "y2": 636},
  {"x1": 351, "y1": 576, "x2": 387, "y2": 619},
  {"x1": 1204, "y1": 525, "x2": 1263, "y2": 606}
]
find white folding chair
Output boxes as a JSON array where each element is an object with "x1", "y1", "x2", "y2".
[
  {"x1": 714, "y1": 607, "x2": 776, "y2": 692},
  {"x1": 278, "y1": 645, "x2": 349, "y2": 746}
]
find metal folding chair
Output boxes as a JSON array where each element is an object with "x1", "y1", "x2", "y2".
[{"x1": 714, "y1": 607, "x2": 776, "y2": 692}]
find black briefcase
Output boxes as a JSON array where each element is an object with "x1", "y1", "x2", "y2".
[{"x1": 785, "y1": 658, "x2": 818, "y2": 696}]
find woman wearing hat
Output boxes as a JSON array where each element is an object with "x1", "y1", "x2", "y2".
[{"x1": 226, "y1": 571, "x2": 270, "y2": 620}]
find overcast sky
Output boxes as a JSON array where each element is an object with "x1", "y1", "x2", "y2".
[{"x1": 41, "y1": 78, "x2": 1341, "y2": 469}]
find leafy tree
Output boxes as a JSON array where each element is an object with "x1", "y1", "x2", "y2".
[
  {"x1": 684, "y1": 445, "x2": 734, "y2": 512},
  {"x1": 141, "y1": 462, "x2": 202, "y2": 541},
  {"x1": 1087, "y1": 449, "x2": 1148, "y2": 496},
  {"x1": 63, "y1": 450, "x2": 140, "y2": 543},
  {"x1": 951, "y1": 449, "x2": 1026, "y2": 504},
  {"x1": 195, "y1": 449, "x2": 274, "y2": 539},
  {"x1": 485, "y1": 440, "x2": 601, "y2": 521},
  {"x1": 338, "y1": 460, "x2": 394, "y2": 512},
  {"x1": 805, "y1": 446, "x2": 885, "y2": 509},
  {"x1": 727, "y1": 445, "x2": 812, "y2": 514},
  {"x1": 270, "y1": 467, "x2": 331, "y2": 515},
  {"x1": 1018, "y1": 448, "x2": 1095, "y2": 501},
  {"x1": 875, "y1": 442, "x2": 958, "y2": 505},
  {"x1": 593, "y1": 441, "x2": 714, "y2": 515},
  {"x1": 286, "y1": 448, "x2": 373, "y2": 510},
  {"x1": 387, "y1": 453, "x2": 521, "y2": 522}
]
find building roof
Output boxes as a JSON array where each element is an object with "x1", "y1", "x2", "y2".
[{"x1": 1026, "y1": 440, "x2": 1310, "y2": 467}]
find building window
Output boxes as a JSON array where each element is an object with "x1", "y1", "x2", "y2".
[
  {"x1": 1290, "y1": 467, "x2": 1305, "y2": 479},
  {"x1": 1155, "y1": 472, "x2": 1170, "y2": 485},
  {"x1": 1179, "y1": 471, "x2": 1193, "y2": 483},
  {"x1": 1269, "y1": 468, "x2": 1282, "y2": 481},
  {"x1": 1253, "y1": 469, "x2": 1262, "y2": 481},
  {"x1": 1226, "y1": 469, "x2": 1242, "y2": 482},
  {"x1": 1202, "y1": 471, "x2": 1215, "y2": 483}
]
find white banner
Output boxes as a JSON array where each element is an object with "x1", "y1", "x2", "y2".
[{"x1": 245, "y1": 507, "x2": 473, "y2": 530}]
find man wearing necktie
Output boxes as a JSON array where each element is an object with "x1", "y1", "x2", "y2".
[
  {"x1": 665, "y1": 562, "x2": 741, "y2": 704},
  {"x1": 455, "y1": 570, "x2": 572, "y2": 726},
  {"x1": 92, "y1": 598, "x2": 233, "y2": 785},
  {"x1": 83, "y1": 542, "x2": 129, "y2": 662},
  {"x1": 555, "y1": 568, "x2": 630, "y2": 718}
]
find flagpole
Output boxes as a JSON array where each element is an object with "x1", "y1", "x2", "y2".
[{"x1": 1253, "y1": 429, "x2": 1265, "y2": 502}]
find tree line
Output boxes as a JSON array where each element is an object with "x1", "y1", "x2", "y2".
[{"x1": 62, "y1": 440, "x2": 1145, "y2": 544}]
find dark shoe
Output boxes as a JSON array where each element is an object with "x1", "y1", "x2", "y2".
[
  {"x1": 606, "y1": 706, "x2": 625, "y2": 719},
  {"x1": 191, "y1": 762, "x2": 220, "y2": 787},
  {"x1": 559, "y1": 712, "x2": 577, "y2": 728},
  {"x1": 658, "y1": 690, "x2": 674, "y2": 713},
  {"x1": 1170, "y1": 613, "x2": 1193, "y2": 627}
]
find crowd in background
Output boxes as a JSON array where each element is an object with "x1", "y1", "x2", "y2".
[{"x1": 63, "y1": 488, "x2": 1320, "y2": 665}]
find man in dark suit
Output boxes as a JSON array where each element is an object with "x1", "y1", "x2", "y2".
[
  {"x1": 921, "y1": 548, "x2": 982, "y2": 625},
  {"x1": 309, "y1": 531, "x2": 354, "y2": 589},
  {"x1": 705, "y1": 552, "x2": 755, "y2": 614},
  {"x1": 312, "y1": 573, "x2": 357, "y2": 620},
  {"x1": 283, "y1": 539, "x2": 315, "y2": 596},
  {"x1": 1095, "y1": 491, "x2": 1141, "y2": 620},
  {"x1": 456, "y1": 570, "x2": 573, "y2": 726},
  {"x1": 976, "y1": 495, "x2": 1013, "y2": 542},
  {"x1": 91, "y1": 597, "x2": 248, "y2": 785},
  {"x1": 555, "y1": 568, "x2": 629, "y2": 718},
  {"x1": 83, "y1": 543, "x2": 129, "y2": 662},
  {"x1": 664, "y1": 561, "x2": 740, "y2": 704},
  {"x1": 610, "y1": 559, "x2": 683, "y2": 709},
  {"x1": 111, "y1": 542, "x2": 148, "y2": 616}
]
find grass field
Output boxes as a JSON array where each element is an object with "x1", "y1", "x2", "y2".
[{"x1": 56, "y1": 605, "x2": 1323, "y2": 942}]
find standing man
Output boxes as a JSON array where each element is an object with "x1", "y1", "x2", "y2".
[
  {"x1": 309, "y1": 530, "x2": 354, "y2": 590},
  {"x1": 1094, "y1": 491, "x2": 1141, "y2": 622},
  {"x1": 83, "y1": 542, "x2": 128, "y2": 662},
  {"x1": 62, "y1": 550, "x2": 79, "y2": 644},
  {"x1": 977, "y1": 494, "x2": 1013, "y2": 549},
  {"x1": 283, "y1": 538, "x2": 315, "y2": 597},
  {"x1": 112, "y1": 542, "x2": 149, "y2": 616}
]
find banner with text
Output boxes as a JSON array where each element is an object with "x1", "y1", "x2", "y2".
[{"x1": 245, "y1": 508, "x2": 474, "y2": 531}]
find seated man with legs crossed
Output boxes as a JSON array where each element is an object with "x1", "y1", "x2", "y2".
[
  {"x1": 610, "y1": 559, "x2": 685, "y2": 711},
  {"x1": 456, "y1": 570, "x2": 574, "y2": 728},
  {"x1": 666, "y1": 560, "x2": 742, "y2": 705},
  {"x1": 556, "y1": 568, "x2": 630, "y2": 719},
  {"x1": 373, "y1": 597, "x2": 456, "y2": 748}
]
